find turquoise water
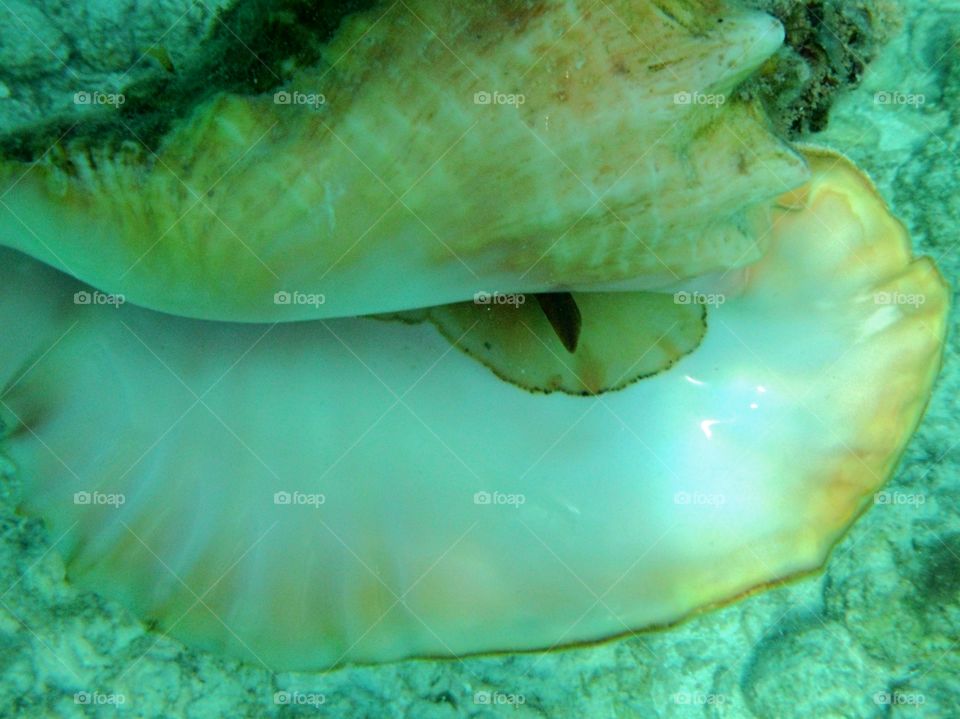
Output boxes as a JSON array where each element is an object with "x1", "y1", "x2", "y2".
[{"x1": 0, "y1": 1, "x2": 957, "y2": 717}]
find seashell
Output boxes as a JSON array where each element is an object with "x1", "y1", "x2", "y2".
[
  {"x1": 0, "y1": 148, "x2": 947, "y2": 670},
  {"x1": 0, "y1": 0, "x2": 808, "y2": 321}
]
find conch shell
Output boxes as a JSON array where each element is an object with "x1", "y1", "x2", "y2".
[
  {"x1": 0, "y1": 0, "x2": 949, "y2": 674},
  {"x1": 0, "y1": 0, "x2": 806, "y2": 320},
  {"x1": 0, "y1": 150, "x2": 947, "y2": 669}
]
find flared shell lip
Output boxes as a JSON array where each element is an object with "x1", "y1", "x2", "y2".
[{"x1": 285, "y1": 146, "x2": 954, "y2": 672}]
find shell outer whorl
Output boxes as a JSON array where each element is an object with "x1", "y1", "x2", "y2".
[{"x1": 0, "y1": 0, "x2": 807, "y2": 322}]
